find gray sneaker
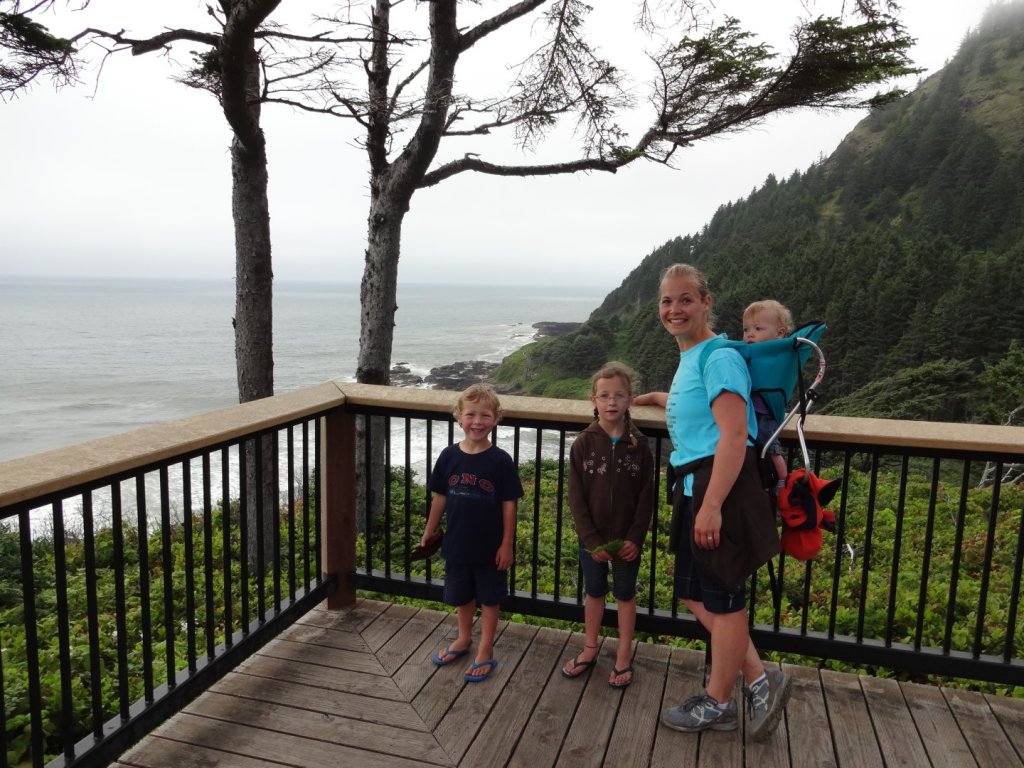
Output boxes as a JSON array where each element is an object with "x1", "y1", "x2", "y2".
[
  {"x1": 743, "y1": 669, "x2": 791, "y2": 740},
  {"x1": 661, "y1": 693, "x2": 738, "y2": 732}
]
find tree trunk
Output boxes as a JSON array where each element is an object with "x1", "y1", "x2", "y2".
[
  {"x1": 227, "y1": 41, "x2": 276, "y2": 567},
  {"x1": 353, "y1": 0, "x2": 461, "y2": 533},
  {"x1": 354, "y1": 181, "x2": 408, "y2": 531}
]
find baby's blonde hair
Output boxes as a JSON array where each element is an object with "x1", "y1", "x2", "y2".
[
  {"x1": 743, "y1": 299, "x2": 794, "y2": 335},
  {"x1": 453, "y1": 383, "x2": 503, "y2": 422}
]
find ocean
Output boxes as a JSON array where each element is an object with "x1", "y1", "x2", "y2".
[{"x1": 0, "y1": 276, "x2": 606, "y2": 464}]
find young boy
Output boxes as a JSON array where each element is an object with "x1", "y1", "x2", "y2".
[
  {"x1": 742, "y1": 299, "x2": 794, "y2": 491},
  {"x1": 420, "y1": 384, "x2": 523, "y2": 682}
]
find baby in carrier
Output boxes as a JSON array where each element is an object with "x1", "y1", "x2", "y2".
[{"x1": 742, "y1": 300, "x2": 794, "y2": 493}]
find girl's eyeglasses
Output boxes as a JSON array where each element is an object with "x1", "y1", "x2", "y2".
[{"x1": 595, "y1": 394, "x2": 629, "y2": 403}]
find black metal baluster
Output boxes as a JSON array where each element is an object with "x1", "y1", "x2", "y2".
[
  {"x1": 914, "y1": 457, "x2": 942, "y2": 651},
  {"x1": 111, "y1": 482, "x2": 130, "y2": 717},
  {"x1": 81, "y1": 491, "x2": 104, "y2": 738},
  {"x1": 854, "y1": 453, "x2": 880, "y2": 642},
  {"x1": 974, "y1": 464, "x2": 1003, "y2": 658},
  {"x1": 18, "y1": 509, "x2": 43, "y2": 768},
  {"x1": 136, "y1": 474, "x2": 154, "y2": 702},
  {"x1": 883, "y1": 455, "x2": 911, "y2": 648},
  {"x1": 159, "y1": 466, "x2": 176, "y2": 688},
  {"x1": 287, "y1": 425, "x2": 297, "y2": 601},
  {"x1": 202, "y1": 452, "x2": 216, "y2": 660},
  {"x1": 221, "y1": 447, "x2": 234, "y2": 648},
  {"x1": 53, "y1": 500, "x2": 76, "y2": 762},
  {"x1": 182, "y1": 459, "x2": 197, "y2": 673}
]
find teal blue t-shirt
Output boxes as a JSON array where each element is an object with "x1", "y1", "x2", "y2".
[{"x1": 665, "y1": 335, "x2": 756, "y2": 495}]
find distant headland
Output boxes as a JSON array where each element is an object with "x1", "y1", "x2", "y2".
[{"x1": 389, "y1": 320, "x2": 581, "y2": 390}]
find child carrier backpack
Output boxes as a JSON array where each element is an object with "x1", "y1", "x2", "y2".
[
  {"x1": 696, "y1": 321, "x2": 841, "y2": 562},
  {"x1": 696, "y1": 320, "x2": 827, "y2": 460}
]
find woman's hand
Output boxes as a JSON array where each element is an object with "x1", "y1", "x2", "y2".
[
  {"x1": 693, "y1": 501, "x2": 723, "y2": 549},
  {"x1": 632, "y1": 391, "x2": 667, "y2": 408},
  {"x1": 591, "y1": 549, "x2": 613, "y2": 563},
  {"x1": 694, "y1": 390, "x2": 747, "y2": 551}
]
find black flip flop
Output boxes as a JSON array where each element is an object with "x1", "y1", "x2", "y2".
[
  {"x1": 562, "y1": 654, "x2": 597, "y2": 679},
  {"x1": 608, "y1": 665, "x2": 634, "y2": 688}
]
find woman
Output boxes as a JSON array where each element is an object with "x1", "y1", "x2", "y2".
[{"x1": 633, "y1": 264, "x2": 790, "y2": 740}]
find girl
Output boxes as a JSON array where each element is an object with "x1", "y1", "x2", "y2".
[
  {"x1": 562, "y1": 362, "x2": 654, "y2": 688},
  {"x1": 633, "y1": 264, "x2": 791, "y2": 740}
]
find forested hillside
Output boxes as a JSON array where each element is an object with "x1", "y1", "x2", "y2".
[{"x1": 494, "y1": 2, "x2": 1024, "y2": 425}]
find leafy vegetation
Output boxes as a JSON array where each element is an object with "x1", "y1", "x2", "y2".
[
  {"x1": 1, "y1": 499, "x2": 317, "y2": 766},
  {"x1": 371, "y1": 460, "x2": 1024, "y2": 698}
]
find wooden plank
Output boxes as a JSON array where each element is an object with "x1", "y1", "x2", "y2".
[
  {"x1": 376, "y1": 607, "x2": 448, "y2": 675},
  {"x1": 361, "y1": 602, "x2": 422, "y2": 653},
  {"x1": 258, "y1": 636, "x2": 388, "y2": 675},
  {"x1": 777, "y1": 663, "x2": 836, "y2": 768},
  {"x1": 557, "y1": 636, "x2": 631, "y2": 767},
  {"x1": 117, "y1": 736, "x2": 283, "y2": 768},
  {"x1": 650, "y1": 646, "x2": 704, "y2": 768},
  {"x1": 182, "y1": 690, "x2": 450, "y2": 765},
  {"x1": 697, "y1": 702, "x2": 743, "y2": 768},
  {"x1": 820, "y1": 670, "x2": 883, "y2": 768},
  {"x1": 301, "y1": 597, "x2": 389, "y2": 633},
  {"x1": 276, "y1": 619, "x2": 373, "y2": 652},
  {"x1": 986, "y1": 692, "x2": 1024, "y2": 763},
  {"x1": 109, "y1": 599, "x2": 1024, "y2": 768},
  {"x1": 434, "y1": 621, "x2": 536, "y2": 763},
  {"x1": 141, "y1": 711, "x2": 444, "y2": 768},
  {"x1": 413, "y1": 620, "x2": 509, "y2": 731},
  {"x1": 210, "y1": 671, "x2": 428, "y2": 731},
  {"x1": 743, "y1": 662, "x2": 792, "y2": 768},
  {"x1": 859, "y1": 674, "x2": 930, "y2": 768},
  {"x1": 944, "y1": 687, "x2": 1023, "y2": 767},
  {"x1": 462, "y1": 625, "x2": 568, "y2": 767},
  {"x1": 604, "y1": 641, "x2": 670, "y2": 768},
  {"x1": 234, "y1": 654, "x2": 405, "y2": 700},
  {"x1": 507, "y1": 631, "x2": 597, "y2": 768},
  {"x1": 392, "y1": 612, "x2": 462, "y2": 700},
  {"x1": 901, "y1": 681, "x2": 976, "y2": 768}
]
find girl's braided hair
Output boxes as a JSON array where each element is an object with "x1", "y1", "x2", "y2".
[{"x1": 590, "y1": 361, "x2": 640, "y2": 447}]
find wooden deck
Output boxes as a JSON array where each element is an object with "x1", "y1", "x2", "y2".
[{"x1": 112, "y1": 599, "x2": 1024, "y2": 768}]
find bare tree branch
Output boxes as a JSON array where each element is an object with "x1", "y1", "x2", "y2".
[{"x1": 419, "y1": 150, "x2": 635, "y2": 188}]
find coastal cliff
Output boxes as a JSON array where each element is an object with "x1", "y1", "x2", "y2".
[{"x1": 389, "y1": 321, "x2": 581, "y2": 391}]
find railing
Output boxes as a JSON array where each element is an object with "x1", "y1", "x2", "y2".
[
  {"x1": 345, "y1": 386, "x2": 1024, "y2": 690},
  {"x1": 0, "y1": 384, "x2": 351, "y2": 768},
  {"x1": 1, "y1": 382, "x2": 1022, "y2": 767}
]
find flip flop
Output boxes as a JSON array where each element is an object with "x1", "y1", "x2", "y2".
[
  {"x1": 608, "y1": 665, "x2": 634, "y2": 689},
  {"x1": 463, "y1": 658, "x2": 498, "y2": 682},
  {"x1": 431, "y1": 645, "x2": 469, "y2": 666},
  {"x1": 561, "y1": 654, "x2": 597, "y2": 679}
]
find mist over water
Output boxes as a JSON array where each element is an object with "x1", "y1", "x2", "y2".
[{"x1": 0, "y1": 276, "x2": 603, "y2": 462}]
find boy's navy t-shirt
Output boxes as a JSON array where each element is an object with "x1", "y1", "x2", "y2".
[{"x1": 428, "y1": 444, "x2": 524, "y2": 565}]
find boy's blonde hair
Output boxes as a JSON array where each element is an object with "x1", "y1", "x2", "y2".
[
  {"x1": 743, "y1": 299, "x2": 794, "y2": 335},
  {"x1": 453, "y1": 383, "x2": 503, "y2": 421}
]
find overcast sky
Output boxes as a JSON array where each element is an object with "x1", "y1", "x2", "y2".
[{"x1": 0, "y1": 1, "x2": 986, "y2": 292}]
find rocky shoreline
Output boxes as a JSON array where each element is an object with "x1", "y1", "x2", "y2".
[{"x1": 389, "y1": 320, "x2": 579, "y2": 391}]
